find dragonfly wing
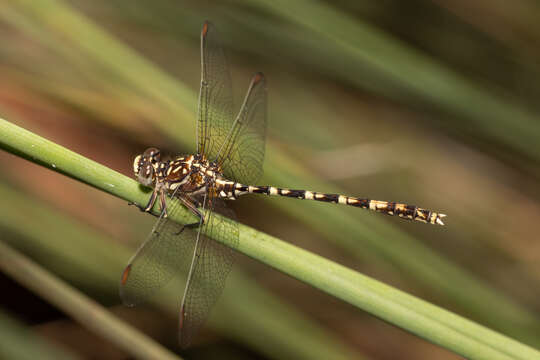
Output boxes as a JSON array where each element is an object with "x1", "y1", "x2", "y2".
[
  {"x1": 179, "y1": 194, "x2": 239, "y2": 348},
  {"x1": 217, "y1": 72, "x2": 267, "y2": 184},
  {"x1": 197, "y1": 21, "x2": 234, "y2": 160},
  {"x1": 119, "y1": 197, "x2": 199, "y2": 306}
]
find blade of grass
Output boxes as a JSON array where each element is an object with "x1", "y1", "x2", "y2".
[
  {"x1": 1, "y1": 117, "x2": 539, "y2": 359},
  {"x1": 0, "y1": 240, "x2": 183, "y2": 360}
]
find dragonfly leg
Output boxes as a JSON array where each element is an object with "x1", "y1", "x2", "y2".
[
  {"x1": 127, "y1": 188, "x2": 159, "y2": 217},
  {"x1": 144, "y1": 187, "x2": 159, "y2": 212},
  {"x1": 174, "y1": 222, "x2": 201, "y2": 236},
  {"x1": 174, "y1": 195, "x2": 205, "y2": 235},
  {"x1": 159, "y1": 189, "x2": 168, "y2": 218},
  {"x1": 179, "y1": 195, "x2": 204, "y2": 219}
]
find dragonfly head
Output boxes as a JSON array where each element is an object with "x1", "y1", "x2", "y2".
[{"x1": 133, "y1": 147, "x2": 161, "y2": 187}]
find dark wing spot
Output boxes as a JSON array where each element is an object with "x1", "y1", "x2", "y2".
[
  {"x1": 253, "y1": 72, "x2": 265, "y2": 84},
  {"x1": 202, "y1": 21, "x2": 209, "y2": 37}
]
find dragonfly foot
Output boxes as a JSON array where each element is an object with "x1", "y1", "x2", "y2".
[
  {"x1": 174, "y1": 222, "x2": 200, "y2": 235},
  {"x1": 128, "y1": 202, "x2": 159, "y2": 217},
  {"x1": 127, "y1": 201, "x2": 145, "y2": 211}
]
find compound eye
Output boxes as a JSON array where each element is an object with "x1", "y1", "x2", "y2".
[
  {"x1": 134, "y1": 151, "x2": 156, "y2": 187},
  {"x1": 143, "y1": 147, "x2": 161, "y2": 164},
  {"x1": 137, "y1": 160, "x2": 154, "y2": 186}
]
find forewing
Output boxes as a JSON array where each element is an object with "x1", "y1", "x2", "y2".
[
  {"x1": 179, "y1": 195, "x2": 239, "y2": 348},
  {"x1": 197, "y1": 21, "x2": 234, "y2": 160},
  {"x1": 119, "y1": 198, "x2": 198, "y2": 306},
  {"x1": 217, "y1": 72, "x2": 267, "y2": 184}
]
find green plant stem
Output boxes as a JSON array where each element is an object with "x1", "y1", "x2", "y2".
[
  {"x1": 1, "y1": 119, "x2": 539, "y2": 360},
  {"x1": 0, "y1": 240, "x2": 182, "y2": 360}
]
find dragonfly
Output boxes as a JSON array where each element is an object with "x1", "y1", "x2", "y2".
[{"x1": 120, "y1": 21, "x2": 446, "y2": 348}]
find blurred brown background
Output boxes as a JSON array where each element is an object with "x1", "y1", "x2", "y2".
[{"x1": 1, "y1": 1, "x2": 540, "y2": 359}]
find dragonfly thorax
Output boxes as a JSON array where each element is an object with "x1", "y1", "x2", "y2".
[{"x1": 133, "y1": 148, "x2": 224, "y2": 194}]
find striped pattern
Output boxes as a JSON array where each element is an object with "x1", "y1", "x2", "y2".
[{"x1": 215, "y1": 181, "x2": 446, "y2": 225}]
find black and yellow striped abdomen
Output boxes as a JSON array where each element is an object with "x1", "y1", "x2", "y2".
[{"x1": 215, "y1": 180, "x2": 446, "y2": 225}]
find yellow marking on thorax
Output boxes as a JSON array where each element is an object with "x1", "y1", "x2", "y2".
[
  {"x1": 304, "y1": 191, "x2": 314, "y2": 200},
  {"x1": 338, "y1": 195, "x2": 347, "y2": 204},
  {"x1": 269, "y1": 187, "x2": 278, "y2": 195}
]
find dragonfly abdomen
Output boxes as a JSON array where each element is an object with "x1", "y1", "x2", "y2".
[{"x1": 220, "y1": 182, "x2": 445, "y2": 225}]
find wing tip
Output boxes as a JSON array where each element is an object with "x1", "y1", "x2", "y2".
[
  {"x1": 253, "y1": 71, "x2": 265, "y2": 85},
  {"x1": 120, "y1": 264, "x2": 132, "y2": 285},
  {"x1": 119, "y1": 264, "x2": 138, "y2": 307},
  {"x1": 202, "y1": 21, "x2": 211, "y2": 37}
]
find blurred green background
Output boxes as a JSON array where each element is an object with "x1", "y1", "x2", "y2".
[{"x1": 1, "y1": 0, "x2": 540, "y2": 359}]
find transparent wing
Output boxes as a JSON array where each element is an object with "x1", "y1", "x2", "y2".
[
  {"x1": 119, "y1": 197, "x2": 199, "y2": 306},
  {"x1": 179, "y1": 194, "x2": 239, "y2": 348},
  {"x1": 197, "y1": 21, "x2": 234, "y2": 160},
  {"x1": 217, "y1": 72, "x2": 267, "y2": 184}
]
